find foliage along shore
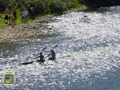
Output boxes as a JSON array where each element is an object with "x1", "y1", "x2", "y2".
[
  {"x1": 0, "y1": 0, "x2": 84, "y2": 13},
  {"x1": 0, "y1": 0, "x2": 84, "y2": 29},
  {"x1": 1, "y1": 0, "x2": 120, "y2": 13},
  {"x1": 0, "y1": 0, "x2": 85, "y2": 44},
  {"x1": 0, "y1": 4, "x2": 86, "y2": 44},
  {"x1": 0, "y1": 0, "x2": 119, "y2": 44}
]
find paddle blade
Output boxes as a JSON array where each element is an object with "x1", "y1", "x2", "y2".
[
  {"x1": 53, "y1": 45, "x2": 58, "y2": 49},
  {"x1": 40, "y1": 47, "x2": 46, "y2": 53}
]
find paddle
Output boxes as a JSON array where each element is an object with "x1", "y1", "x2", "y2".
[
  {"x1": 52, "y1": 45, "x2": 58, "y2": 50},
  {"x1": 58, "y1": 55, "x2": 70, "y2": 59},
  {"x1": 22, "y1": 47, "x2": 47, "y2": 65},
  {"x1": 33, "y1": 47, "x2": 46, "y2": 59},
  {"x1": 40, "y1": 47, "x2": 46, "y2": 53},
  {"x1": 45, "y1": 45, "x2": 58, "y2": 58}
]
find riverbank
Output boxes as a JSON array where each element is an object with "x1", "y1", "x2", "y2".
[
  {"x1": 0, "y1": 15, "x2": 55, "y2": 43},
  {"x1": 0, "y1": 6, "x2": 87, "y2": 43}
]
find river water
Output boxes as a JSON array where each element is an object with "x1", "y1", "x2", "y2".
[{"x1": 0, "y1": 6, "x2": 120, "y2": 90}]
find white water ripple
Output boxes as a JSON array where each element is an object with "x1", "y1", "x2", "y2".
[{"x1": 0, "y1": 6, "x2": 120, "y2": 90}]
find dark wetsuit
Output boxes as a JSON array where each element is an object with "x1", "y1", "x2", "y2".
[
  {"x1": 36, "y1": 55, "x2": 45, "y2": 62},
  {"x1": 38, "y1": 55, "x2": 44, "y2": 60}
]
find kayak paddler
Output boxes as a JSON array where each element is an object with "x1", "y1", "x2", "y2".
[
  {"x1": 47, "y1": 50, "x2": 56, "y2": 60},
  {"x1": 35, "y1": 52, "x2": 45, "y2": 62}
]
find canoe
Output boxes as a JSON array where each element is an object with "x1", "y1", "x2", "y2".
[
  {"x1": 22, "y1": 61, "x2": 34, "y2": 65},
  {"x1": 22, "y1": 60, "x2": 45, "y2": 65},
  {"x1": 36, "y1": 60, "x2": 45, "y2": 62}
]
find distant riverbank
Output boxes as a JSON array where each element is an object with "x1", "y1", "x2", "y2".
[{"x1": 0, "y1": 6, "x2": 87, "y2": 43}]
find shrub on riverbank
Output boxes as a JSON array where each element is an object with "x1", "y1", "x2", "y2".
[
  {"x1": 0, "y1": 0, "x2": 84, "y2": 28},
  {"x1": 0, "y1": 0, "x2": 84, "y2": 13}
]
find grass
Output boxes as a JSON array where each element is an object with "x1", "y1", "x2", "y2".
[
  {"x1": 0, "y1": 13, "x2": 8, "y2": 29},
  {"x1": 0, "y1": 10, "x2": 34, "y2": 29},
  {"x1": 0, "y1": 4, "x2": 85, "y2": 29},
  {"x1": 69, "y1": 4, "x2": 84, "y2": 10},
  {"x1": 0, "y1": 10, "x2": 49, "y2": 29}
]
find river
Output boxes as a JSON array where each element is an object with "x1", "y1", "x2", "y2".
[{"x1": 0, "y1": 6, "x2": 120, "y2": 90}]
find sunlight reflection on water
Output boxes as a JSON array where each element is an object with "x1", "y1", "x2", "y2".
[{"x1": 0, "y1": 6, "x2": 120, "y2": 90}]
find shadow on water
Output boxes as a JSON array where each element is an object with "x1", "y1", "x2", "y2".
[
  {"x1": 0, "y1": 32, "x2": 61, "y2": 59},
  {"x1": 79, "y1": 5, "x2": 120, "y2": 13}
]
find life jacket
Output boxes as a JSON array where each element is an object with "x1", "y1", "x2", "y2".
[
  {"x1": 40, "y1": 55, "x2": 44, "y2": 60},
  {"x1": 12, "y1": 15, "x2": 14, "y2": 20}
]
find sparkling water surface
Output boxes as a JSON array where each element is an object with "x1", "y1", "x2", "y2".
[{"x1": 0, "y1": 6, "x2": 120, "y2": 90}]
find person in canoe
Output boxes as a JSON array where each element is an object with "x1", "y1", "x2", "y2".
[
  {"x1": 47, "y1": 50, "x2": 56, "y2": 60},
  {"x1": 35, "y1": 52, "x2": 45, "y2": 62}
]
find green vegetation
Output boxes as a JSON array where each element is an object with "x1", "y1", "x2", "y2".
[
  {"x1": 0, "y1": 0, "x2": 84, "y2": 29},
  {"x1": 1, "y1": 0, "x2": 119, "y2": 29},
  {"x1": 0, "y1": 13, "x2": 6, "y2": 28},
  {"x1": 0, "y1": 9, "x2": 33, "y2": 29},
  {"x1": 0, "y1": 0, "x2": 84, "y2": 13}
]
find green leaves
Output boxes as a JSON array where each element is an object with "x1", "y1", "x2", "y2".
[
  {"x1": 48, "y1": 0, "x2": 67, "y2": 13},
  {"x1": 0, "y1": 0, "x2": 84, "y2": 14}
]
